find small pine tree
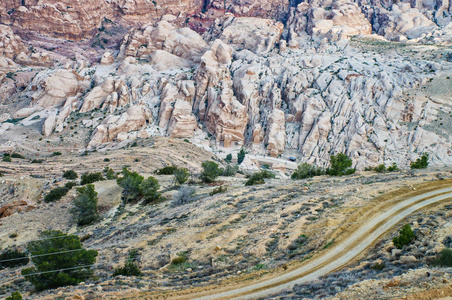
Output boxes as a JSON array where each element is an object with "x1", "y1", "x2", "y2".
[
  {"x1": 139, "y1": 176, "x2": 161, "y2": 204},
  {"x1": 200, "y1": 161, "x2": 223, "y2": 183},
  {"x1": 225, "y1": 154, "x2": 232, "y2": 164},
  {"x1": 291, "y1": 163, "x2": 325, "y2": 180},
  {"x1": 393, "y1": 224, "x2": 415, "y2": 249},
  {"x1": 6, "y1": 291, "x2": 22, "y2": 300},
  {"x1": 63, "y1": 170, "x2": 78, "y2": 180},
  {"x1": 326, "y1": 153, "x2": 356, "y2": 176},
  {"x1": 22, "y1": 230, "x2": 98, "y2": 291},
  {"x1": 117, "y1": 168, "x2": 144, "y2": 203},
  {"x1": 237, "y1": 149, "x2": 246, "y2": 165},
  {"x1": 80, "y1": 172, "x2": 104, "y2": 185},
  {"x1": 173, "y1": 168, "x2": 190, "y2": 185},
  {"x1": 410, "y1": 153, "x2": 429, "y2": 169},
  {"x1": 71, "y1": 184, "x2": 99, "y2": 226}
]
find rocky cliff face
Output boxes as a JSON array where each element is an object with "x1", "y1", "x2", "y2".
[{"x1": 1, "y1": 1, "x2": 452, "y2": 168}]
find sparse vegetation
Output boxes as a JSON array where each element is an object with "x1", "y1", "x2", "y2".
[
  {"x1": 44, "y1": 186, "x2": 69, "y2": 202},
  {"x1": 432, "y1": 248, "x2": 452, "y2": 267},
  {"x1": 80, "y1": 172, "x2": 105, "y2": 185},
  {"x1": 5, "y1": 291, "x2": 22, "y2": 300},
  {"x1": 209, "y1": 186, "x2": 228, "y2": 196},
  {"x1": 326, "y1": 153, "x2": 356, "y2": 176},
  {"x1": 71, "y1": 184, "x2": 99, "y2": 226},
  {"x1": 410, "y1": 153, "x2": 429, "y2": 169},
  {"x1": 104, "y1": 167, "x2": 117, "y2": 180},
  {"x1": 237, "y1": 149, "x2": 246, "y2": 165},
  {"x1": 373, "y1": 164, "x2": 386, "y2": 173},
  {"x1": 291, "y1": 163, "x2": 325, "y2": 180},
  {"x1": 63, "y1": 170, "x2": 78, "y2": 180},
  {"x1": 387, "y1": 163, "x2": 399, "y2": 172},
  {"x1": 155, "y1": 166, "x2": 178, "y2": 175},
  {"x1": 222, "y1": 164, "x2": 239, "y2": 176},
  {"x1": 113, "y1": 249, "x2": 141, "y2": 277},
  {"x1": 173, "y1": 186, "x2": 197, "y2": 206},
  {"x1": 22, "y1": 230, "x2": 98, "y2": 291},
  {"x1": 200, "y1": 161, "x2": 223, "y2": 183},
  {"x1": 245, "y1": 170, "x2": 275, "y2": 186},
  {"x1": 0, "y1": 248, "x2": 29, "y2": 269},
  {"x1": 173, "y1": 167, "x2": 190, "y2": 185},
  {"x1": 393, "y1": 224, "x2": 415, "y2": 249}
]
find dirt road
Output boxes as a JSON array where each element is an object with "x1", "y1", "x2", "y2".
[{"x1": 196, "y1": 186, "x2": 452, "y2": 299}]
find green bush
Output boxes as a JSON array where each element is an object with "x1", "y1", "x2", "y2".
[
  {"x1": 225, "y1": 153, "x2": 233, "y2": 164},
  {"x1": 209, "y1": 186, "x2": 227, "y2": 196},
  {"x1": 105, "y1": 167, "x2": 117, "y2": 180},
  {"x1": 173, "y1": 186, "x2": 197, "y2": 206},
  {"x1": 71, "y1": 184, "x2": 99, "y2": 226},
  {"x1": 291, "y1": 163, "x2": 325, "y2": 180},
  {"x1": 373, "y1": 164, "x2": 386, "y2": 173},
  {"x1": 387, "y1": 163, "x2": 399, "y2": 172},
  {"x1": 245, "y1": 170, "x2": 275, "y2": 186},
  {"x1": 370, "y1": 262, "x2": 385, "y2": 271},
  {"x1": 31, "y1": 159, "x2": 44, "y2": 163},
  {"x1": 64, "y1": 181, "x2": 77, "y2": 190},
  {"x1": 0, "y1": 248, "x2": 29, "y2": 269},
  {"x1": 155, "y1": 166, "x2": 178, "y2": 175},
  {"x1": 410, "y1": 153, "x2": 429, "y2": 169},
  {"x1": 113, "y1": 249, "x2": 141, "y2": 276},
  {"x1": 139, "y1": 176, "x2": 161, "y2": 204},
  {"x1": 173, "y1": 168, "x2": 190, "y2": 185},
  {"x1": 171, "y1": 256, "x2": 186, "y2": 265},
  {"x1": 393, "y1": 224, "x2": 415, "y2": 249},
  {"x1": 63, "y1": 170, "x2": 78, "y2": 180},
  {"x1": 52, "y1": 152, "x2": 62, "y2": 156},
  {"x1": 2, "y1": 155, "x2": 12, "y2": 162},
  {"x1": 326, "y1": 153, "x2": 356, "y2": 176},
  {"x1": 432, "y1": 248, "x2": 452, "y2": 267},
  {"x1": 200, "y1": 161, "x2": 223, "y2": 183},
  {"x1": 21, "y1": 230, "x2": 98, "y2": 291},
  {"x1": 222, "y1": 164, "x2": 239, "y2": 176},
  {"x1": 11, "y1": 153, "x2": 25, "y2": 159},
  {"x1": 113, "y1": 261, "x2": 141, "y2": 276},
  {"x1": 237, "y1": 149, "x2": 246, "y2": 165},
  {"x1": 80, "y1": 172, "x2": 104, "y2": 185},
  {"x1": 44, "y1": 186, "x2": 69, "y2": 202},
  {"x1": 117, "y1": 168, "x2": 144, "y2": 203},
  {"x1": 6, "y1": 291, "x2": 22, "y2": 300}
]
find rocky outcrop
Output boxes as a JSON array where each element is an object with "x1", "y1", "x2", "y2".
[
  {"x1": 88, "y1": 105, "x2": 152, "y2": 148},
  {"x1": 121, "y1": 20, "x2": 208, "y2": 63},
  {"x1": 0, "y1": 199, "x2": 36, "y2": 219},
  {"x1": 207, "y1": 15, "x2": 284, "y2": 54},
  {"x1": 194, "y1": 39, "x2": 248, "y2": 147},
  {"x1": 0, "y1": 25, "x2": 27, "y2": 60}
]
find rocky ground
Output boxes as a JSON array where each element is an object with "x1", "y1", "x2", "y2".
[{"x1": 0, "y1": 141, "x2": 452, "y2": 299}]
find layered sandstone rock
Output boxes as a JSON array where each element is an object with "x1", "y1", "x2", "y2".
[
  {"x1": 0, "y1": 25, "x2": 27, "y2": 60},
  {"x1": 88, "y1": 105, "x2": 152, "y2": 147},
  {"x1": 121, "y1": 20, "x2": 208, "y2": 63},
  {"x1": 0, "y1": 199, "x2": 37, "y2": 219}
]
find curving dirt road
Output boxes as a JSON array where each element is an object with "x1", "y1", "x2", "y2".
[{"x1": 196, "y1": 186, "x2": 452, "y2": 299}]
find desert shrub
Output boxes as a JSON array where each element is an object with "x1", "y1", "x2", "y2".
[
  {"x1": 291, "y1": 163, "x2": 325, "y2": 180},
  {"x1": 171, "y1": 256, "x2": 186, "y2": 265},
  {"x1": 71, "y1": 184, "x2": 99, "y2": 226},
  {"x1": 0, "y1": 248, "x2": 29, "y2": 269},
  {"x1": 200, "y1": 161, "x2": 223, "y2": 183},
  {"x1": 393, "y1": 224, "x2": 415, "y2": 249},
  {"x1": 113, "y1": 261, "x2": 141, "y2": 276},
  {"x1": 44, "y1": 186, "x2": 69, "y2": 202},
  {"x1": 261, "y1": 164, "x2": 270, "y2": 170},
  {"x1": 410, "y1": 153, "x2": 429, "y2": 169},
  {"x1": 155, "y1": 166, "x2": 178, "y2": 175},
  {"x1": 432, "y1": 248, "x2": 452, "y2": 267},
  {"x1": 31, "y1": 159, "x2": 44, "y2": 163},
  {"x1": 370, "y1": 262, "x2": 385, "y2": 271},
  {"x1": 387, "y1": 163, "x2": 399, "y2": 172},
  {"x1": 222, "y1": 164, "x2": 239, "y2": 176},
  {"x1": 2, "y1": 155, "x2": 12, "y2": 162},
  {"x1": 22, "y1": 230, "x2": 98, "y2": 291},
  {"x1": 173, "y1": 186, "x2": 196, "y2": 206},
  {"x1": 63, "y1": 170, "x2": 78, "y2": 180},
  {"x1": 103, "y1": 158, "x2": 110, "y2": 162},
  {"x1": 225, "y1": 153, "x2": 232, "y2": 164},
  {"x1": 245, "y1": 170, "x2": 275, "y2": 186},
  {"x1": 373, "y1": 164, "x2": 386, "y2": 173},
  {"x1": 6, "y1": 291, "x2": 22, "y2": 300},
  {"x1": 64, "y1": 181, "x2": 77, "y2": 190},
  {"x1": 80, "y1": 172, "x2": 104, "y2": 185},
  {"x1": 104, "y1": 167, "x2": 117, "y2": 180},
  {"x1": 139, "y1": 176, "x2": 161, "y2": 204},
  {"x1": 113, "y1": 249, "x2": 141, "y2": 276},
  {"x1": 326, "y1": 153, "x2": 356, "y2": 176},
  {"x1": 237, "y1": 149, "x2": 246, "y2": 165},
  {"x1": 52, "y1": 152, "x2": 62, "y2": 156},
  {"x1": 287, "y1": 234, "x2": 308, "y2": 252},
  {"x1": 11, "y1": 153, "x2": 25, "y2": 159},
  {"x1": 173, "y1": 168, "x2": 190, "y2": 185},
  {"x1": 117, "y1": 168, "x2": 144, "y2": 203},
  {"x1": 209, "y1": 186, "x2": 227, "y2": 196}
]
